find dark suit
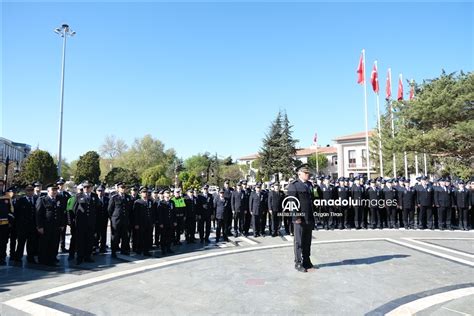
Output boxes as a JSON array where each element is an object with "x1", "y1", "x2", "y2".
[
  {"x1": 399, "y1": 186, "x2": 416, "y2": 228},
  {"x1": 249, "y1": 191, "x2": 266, "y2": 236},
  {"x1": 383, "y1": 186, "x2": 398, "y2": 228},
  {"x1": 57, "y1": 190, "x2": 71, "y2": 252},
  {"x1": 184, "y1": 195, "x2": 197, "y2": 242},
  {"x1": 73, "y1": 192, "x2": 98, "y2": 261},
  {"x1": 157, "y1": 199, "x2": 176, "y2": 252},
  {"x1": 133, "y1": 198, "x2": 156, "y2": 255},
  {"x1": 367, "y1": 186, "x2": 380, "y2": 229},
  {"x1": 351, "y1": 184, "x2": 365, "y2": 229},
  {"x1": 108, "y1": 193, "x2": 132, "y2": 255},
  {"x1": 231, "y1": 189, "x2": 246, "y2": 235},
  {"x1": 287, "y1": 179, "x2": 315, "y2": 269},
  {"x1": 267, "y1": 190, "x2": 285, "y2": 235},
  {"x1": 13, "y1": 196, "x2": 39, "y2": 261},
  {"x1": 320, "y1": 184, "x2": 335, "y2": 229},
  {"x1": 197, "y1": 193, "x2": 213, "y2": 242},
  {"x1": 455, "y1": 188, "x2": 470, "y2": 230},
  {"x1": 95, "y1": 195, "x2": 109, "y2": 252},
  {"x1": 435, "y1": 185, "x2": 454, "y2": 229},
  {"x1": 214, "y1": 196, "x2": 228, "y2": 241},
  {"x1": 36, "y1": 195, "x2": 64, "y2": 265},
  {"x1": 416, "y1": 185, "x2": 434, "y2": 229}
]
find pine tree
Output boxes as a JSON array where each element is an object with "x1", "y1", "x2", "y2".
[{"x1": 75, "y1": 151, "x2": 101, "y2": 184}]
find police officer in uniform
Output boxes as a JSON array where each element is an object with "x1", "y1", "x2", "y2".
[
  {"x1": 399, "y1": 179, "x2": 416, "y2": 229},
  {"x1": 184, "y1": 188, "x2": 197, "y2": 243},
  {"x1": 0, "y1": 187, "x2": 14, "y2": 265},
  {"x1": 336, "y1": 178, "x2": 350, "y2": 229},
  {"x1": 222, "y1": 180, "x2": 234, "y2": 236},
  {"x1": 197, "y1": 185, "x2": 214, "y2": 243},
  {"x1": 455, "y1": 180, "x2": 470, "y2": 230},
  {"x1": 367, "y1": 180, "x2": 380, "y2": 229},
  {"x1": 95, "y1": 185, "x2": 109, "y2": 253},
  {"x1": 57, "y1": 179, "x2": 71, "y2": 253},
  {"x1": 320, "y1": 176, "x2": 335, "y2": 230},
  {"x1": 241, "y1": 181, "x2": 252, "y2": 236},
  {"x1": 231, "y1": 182, "x2": 245, "y2": 237},
  {"x1": 133, "y1": 186, "x2": 156, "y2": 256},
  {"x1": 171, "y1": 188, "x2": 186, "y2": 245},
  {"x1": 268, "y1": 182, "x2": 285, "y2": 237},
  {"x1": 36, "y1": 184, "x2": 65, "y2": 266},
  {"x1": 12, "y1": 184, "x2": 39, "y2": 263},
  {"x1": 417, "y1": 176, "x2": 435, "y2": 229},
  {"x1": 157, "y1": 190, "x2": 176, "y2": 255},
  {"x1": 287, "y1": 164, "x2": 316, "y2": 273},
  {"x1": 351, "y1": 176, "x2": 365, "y2": 229},
  {"x1": 73, "y1": 181, "x2": 98, "y2": 264},
  {"x1": 383, "y1": 179, "x2": 398, "y2": 229},
  {"x1": 108, "y1": 182, "x2": 132, "y2": 258},
  {"x1": 249, "y1": 183, "x2": 265, "y2": 237},
  {"x1": 435, "y1": 179, "x2": 454, "y2": 230},
  {"x1": 214, "y1": 189, "x2": 229, "y2": 242}
]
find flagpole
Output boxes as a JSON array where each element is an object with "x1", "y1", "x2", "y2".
[
  {"x1": 423, "y1": 152, "x2": 428, "y2": 176},
  {"x1": 389, "y1": 68, "x2": 396, "y2": 178},
  {"x1": 374, "y1": 61, "x2": 384, "y2": 177},
  {"x1": 316, "y1": 141, "x2": 319, "y2": 175},
  {"x1": 399, "y1": 73, "x2": 408, "y2": 179},
  {"x1": 362, "y1": 50, "x2": 371, "y2": 179},
  {"x1": 415, "y1": 152, "x2": 419, "y2": 176}
]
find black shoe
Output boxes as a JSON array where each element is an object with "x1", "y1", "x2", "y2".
[
  {"x1": 205, "y1": 239, "x2": 211, "y2": 243},
  {"x1": 234, "y1": 233, "x2": 239, "y2": 238},
  {"x1": 224, "y1": 237, "x2": 230, "y2": 242},
  {"x1": 295, "y1": 263, "x2": 307, "y2": 273},
  {"x1": 167, "y1": 249, "x2": 174, "y2": 254},
  {"x1": 84, "y1": 257, "x2": 94, "y2": 263}
]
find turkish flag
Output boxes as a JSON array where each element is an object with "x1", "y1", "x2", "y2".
[
  {"x1": 313, "y1": 132, "x2": 318, "y2": 144},
  {"x1": 409, "y1": 83, "x2": 415, "y2": 100},
  {"x1": 356, "y1": 53, "x2": 364, "y2": 84},
  {"x1": 397, "y1": 75, "x2": 404, "y2": 101},
  {"x1": 385, "y1": 69, "x2": 391, "y2": 100},
  {"x1": 371, "y1": 62, "x2": 379, "y2": 93}
]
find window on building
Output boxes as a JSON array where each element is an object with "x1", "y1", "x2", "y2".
[
  {"x1": 331, "y1": 155, "x2": 337, "y2": 166},
  {"x1": 348, "y1": 150, "x2": 356, "y2": 167},
  {"x1": 362, "y1": 149, "x2": 367, "y2": 167}
]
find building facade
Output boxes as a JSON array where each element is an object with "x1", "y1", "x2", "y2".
[{"x1": 0, "y1": 137, "x2": 31, "y2": 186}]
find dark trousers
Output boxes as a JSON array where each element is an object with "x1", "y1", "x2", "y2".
[
  {"x1": 322, "y1": 207, "x2": 333, "y2": 229},
  {"x1": 271, "y1": 211, "x2": 280, "y2": 234},
  {"x1": 76, "y1": 225, "x2": 94, "y2": 260},
  {"x1": 387, "y1": 206, "x2": 397, "y2": 228},
  {"x1": 0, "y1": 225, "x2": 9, "y2": 262},
  {"x1": 216, "y1": 218, "x2": 227, "y2": 241},
  {"x1": 59, "y1": 226, "x2": 66, "y2": 250},
  {"x1": 9, "y1": 224, "x2": 17, "y2": 257},
  {"x1": 341, "y1": 207, "x2": 350, "y2": 229},
  {"x1": 260, "y1": 211, "x2": 269, "y2": 235},
  {"x1": 69, "y1": 225, "x2": 76, "y2": 258},
  {"x1": 294, "y1": 222, "x2": 313, "y2": 268},
  {"x1": 252, "y1": 214, "x2": 261, "y2": 235},
  {"x1": 459, "y1": 208, "x2": 469, "y2": 229},
  {"x1": 112, "y1": 223, "x2": 130, "y2": 254},
  {"x1": 243, "y1": 211, "x2": 252, "y2": 234},
  {"x1": 402, "y1": 207, "x2": 415, "y2": 228},
  {"x1": 354, "y1": 206, "x2": 363, "y2": 229},
  {"x1": 198, "y1": 217, "x2": 211, "y2": 241},
  {"x1": 233, "y1": 211, "x2": 244, "y2": 234},
  {"x1": 185, "y1": 218, "x2": 196, "y2": 241},
  {"x1": 369, "y1": 207, "x2": 379, "y2": 228},
  {"x1": 137, "y1": 224, "x2": 153, "y2": 254},
  {"x1": 96, "y1": 217, "x2": 108, "y2": 251},
  {"x1": 160, "y1": 225, "x2": 173, "y2": 251},
  {"x1": 284, "y1": 214, "x2": 294, "y2": 234},
  {"x1": 154, "y1": 224, "x2": 161, "y2": 246},
  {"x1": 226, "y1": 209, "x2": 233, "y2": 234},
  {"x1": 38, "y1": 227, "x2": 60, "y2": 265},
  {"x1": 377, "y1": 208, "x2": 387, "y2": 228},
  {"x1": 438, "y1": 206, "x2": 452, "y2": 229},
  {"x1": 14, "y1": 229, "x2": 38, "y2": 260},
  {"x1": 420, "y1": 206, "x2": 434, "y2": 229},
  {"x1": 175, "y1": 217, "x2": 184, "y2": 243}
]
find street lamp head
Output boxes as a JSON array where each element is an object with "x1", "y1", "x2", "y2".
[
  {"x1": 70, "y1": 31, "x2": 76, "y2": 36},
  {"x1": 54, "y1": 28, "x2": 62, "y2": 34}
]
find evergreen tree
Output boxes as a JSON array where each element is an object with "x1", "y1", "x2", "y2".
[
  {"x1": 75, "y1": 151, "x2": 101, "y2": 184},
  {"x1": 18, "y1": 150, "x2": 57, "y2": 185}
]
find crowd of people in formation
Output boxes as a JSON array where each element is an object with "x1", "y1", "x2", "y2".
[{"x1": 0, "y1": 174, "x2": 473, "y2": 266}]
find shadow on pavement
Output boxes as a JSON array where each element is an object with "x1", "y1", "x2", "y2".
[{"x1": 316, "y1": 254, "x2": 410, "y2": 268}]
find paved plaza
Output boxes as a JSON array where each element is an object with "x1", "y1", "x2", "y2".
[{"x1": 0, "y1": 229, "x2": 473, "y2": 315}]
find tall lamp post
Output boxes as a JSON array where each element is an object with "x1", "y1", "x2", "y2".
[{"x1": 54, "y1": 24, "x2": 75, "y2": 176}]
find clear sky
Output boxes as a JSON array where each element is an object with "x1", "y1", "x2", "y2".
[{"x1": 2, "y1": 1, "x2": 473, "y2": 163}]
